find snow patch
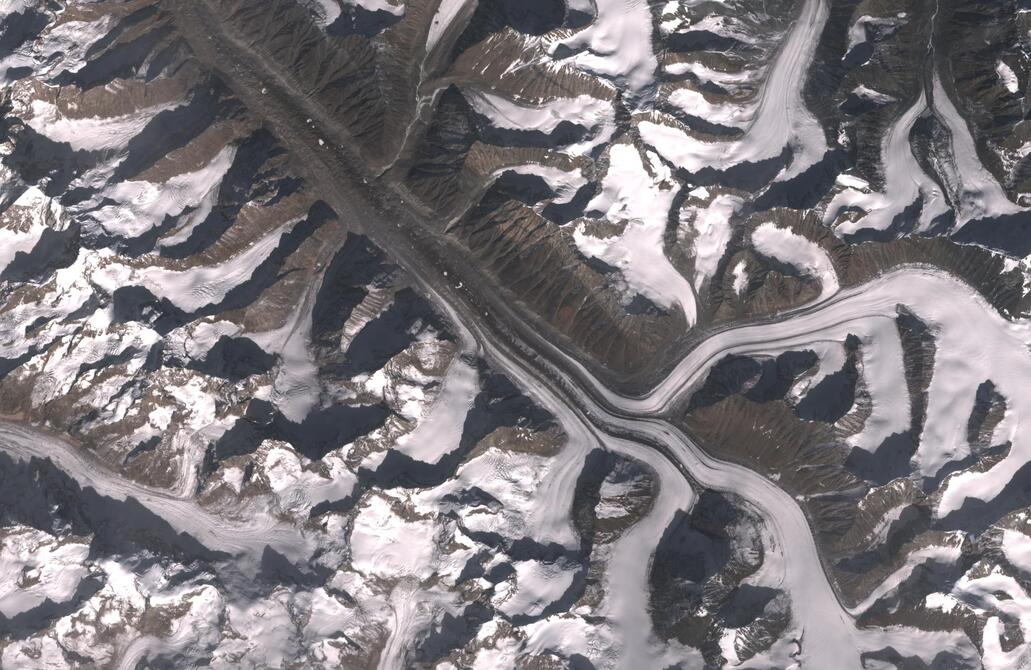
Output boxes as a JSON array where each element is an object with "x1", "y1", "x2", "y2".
[{"x1": 997, "y1": 60, "x2": 1020, "y2": 94}]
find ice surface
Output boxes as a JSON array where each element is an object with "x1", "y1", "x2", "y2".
[
  {"x1": 641, "y1": 0, "x2": 829, "y2": 178},
  {"x1": 118, "y1": 216, "x2": 299, "y2": 312},
  {"x1": 263, "y1": 445, "x2": 358, "y2": 517},
  {"x1": 0, "y1": 422, "x2": 311, "y2": 563},
  {"x1": 86, "y1": 146, "x2": 236, "y2": 239},
  {"x1": 0, "y1": 187, "x2": 55, "y2": 274},
  {"x1": 550, "y1": 0, "x2": 657, "y2": 93},
  {"x1": 494, "y1": 559, "x2": 576, "y2": 619},
  {"x1": 668, "y1": 87, "x2": 751, "y2": 129},
  {"x1": 498, "y1": 164, "x2": 588, "y2": 206},
  {"x1": 731, "y1": 260, "x2": 748, "y2": 295},
  {"x1": 393, "y1": 355, "x2": 477, "y2": 465},
  {"x1": 350, "y1": 495, "x2": 437, "y2": 579},
  {"x1": 931, "y1": 71, "x2": 1024, "y2": 226},
  {"x1": 828, "y1": 92, "x2": 950, "y2": 236},
  {"x1": 1003, "y1": 529, "x2": 1031, "y2": 573},
  {"x1": 575, "y1": 143, "x2": 697, "y2": 322},
  {"x1": 848, "y1": 540, "x2": 963, "y2": 614},
  {"x1": 426, "y1": 0, "x2": 472, "y2": 56},
  {"x1": 0, "y1": 527, "x2": 90, "y2": 617},
  {"x1": 464, "y1": 90, "x2": 616, "y2": 156},
  {"x1": 997, "y1": 60, "x2": 1020, "y2": 94},
  {"x1": 846, "y1": 318, "x2": 910, "y2": 454},
  {"x1": 24, "y1": 99, "x2": 183, "y2": 152},
  {"x1": 682, "y1": 194, "x2": 742, "y2": 291}
]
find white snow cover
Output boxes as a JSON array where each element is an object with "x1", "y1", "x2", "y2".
[
  {"x1": 587, "y1": 436, "x2": 703, "y2": 668},
  {"x1": 349, "y1": 494, "x2": 437, "y2": 580},
  {"x1": 248, "y1": 290, "x2": 321, "y2": 423},
  {"x1": 497, "y1": 164, "x2": 588, "y2": 206},
  {"x1": 856, "y1": 625, "x2": 980, "y2": 669},
  {"x1": 847, "y1": 539, "x2": 964, "y2": 614},
  {"x1": 640, "y1": 0, "x2": 830, "y2": 179},
  {"x1": 427, "y1": 264, "x2": 1030, "y2": 669},
  {"x1": 464, "y1": 90, "x2": 616, "y2": 156},
  {"x1": 425, "y1": 442, "x2": 581, "y2": 550},
  {"x1": 605, "y1": 267, "x2": 1031, "y2": 523},
  {"x1": 849, "y1": 84, "x2": 897, "y2": 105},
  {"x1": 117, "y1": 582, "x2": 224, "y2": 670},
  {"x1": 951, "y1": 569, "x2": 1031, "y2": 669},
  {"x1": 0, "y1": 186, "x2": 57, "y2": 274},
  {"x1": 493, "y1": 559, "x2": 576, "y2": 619},
  {"x1": 845, "y1": 15, "x2": 901, "y2": 55},
  {"x1": 18, "y1": 15, "x2": 114, "y2": 84},
  {"x1": 667, "y1": 87, "x2": 751, "y2": 129},
  {"x1": 262, "y1": 444, "x2": 358, "y2": 517},
  {"x1": 664, "y1": 60, "x2": 756, "y2": 95},
  {"x1": 681, "y1": 193, "x2": 742, "y2": 290},
  {"x1": 731, "y1": 260, "x2": 748, "y2": 295},
  {"x1": 0, "y1": 249, "x2": 100, "y2": 361},
  {"x1": 836, "y1": 173, "x2": 870, "y2": 191},
  {"x1": 846, "y1": 15, "x2": 874, "y2": 51},
  {"x1": 304, "y1": 0, "x2": 342, "y2": 26},
  {"x1": 549, "y1": 0, "x2": 658, "y2": 93},
  {"x1": 393, "y1": 355, "x2": 477, "y2": 465},
  {"x1": 750, "y1": 222, "x2": 839, "y2": 301},
  {"x1": 799, "y1": 340, "x2": 849, "y2": 399},
  {"x1": 97, "y1": 215, "x2": 299, "y2": 313},
  {"x1": 997, "y1": 60, "x2": 1020, "y2": 94},
  {"x1": 931, "y1": 71, "x2": 1024, "y2": 226},
  {"x1": 24, "y1": 99, "x2": 182, "y2": 152},
  {"x1": 574, "y1": 143, "x2": 697, "y2": 322},
  {"x1": 376, "y1": 581, "x2": 457, "y2": 670},
  {"x1": 0, "y1": 0, "x2": 34, "y2": 16},
  {"x1": 0, "y1": 527, "x2": 90, "y2": 617},
  {"x1": 435, "y1": 276, "x2": 858, "y2": 668},
  {"x1": 305, "y1": 0, "x2": 405, "y2": 29},
  {"x1": 594, "y1": 474, "x2": 640, "y2": 519},
  {"x1": 165, "y1": 319, "x2": 242, "y2": 364},
  {"x1": 828, "y1": 94, "x2": 949, "y2": 236},
  {"x1": 30, "y1": 313, "x2": 160, "y2": 407},
  {"x1": 213, "y1": 588, "x2": 297, "y2": 668},
  {"x1": 458, "y1": 314, "x2": 704, "y2": 667},
  {"x1": 425, "y1": 0, "x2": 473, "y2": 55},
  {"x1": 847, "y1": 318, "x2": 910, "y2": 454},
  {"x1": 84, "y1": 145, "x2": 236, "y2": 239},
  {"x1": 983, "y1": 614, "x2": 1031, "y2": 670},
  {"x1": 0, "y1": 421, "x2": 310, "y2": 564},
  {"x1": 351, "y1": 0, "x2": 404, "y2": 15},
  {"x1": 1003, "y1": 529, "x2": 1031, "y2": 574}
]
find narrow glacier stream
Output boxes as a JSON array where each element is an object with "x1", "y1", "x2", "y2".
[
  {"x1": 828, "y1": 91, "x2": 950, "y2": 235},
  {"x1": 640, "y1": 0, "x2": 830, "y2": 177},
  {"x1": 427, "y1": 284, "x2": 864, "y2": 668},
  {"x1": 0, "y1": 422, "x2": 311, "y2": 564},
  {"x1": 747, "y1": 0, "x2": 829, "y2": 178},
  {"x1": 566, "y1": 267, "x2": 1022, "y2": 417},
  {"x1": 429, "y1": 263, "x2": 1028, "y2": 667}
]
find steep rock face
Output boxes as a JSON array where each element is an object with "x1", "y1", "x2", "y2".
[{"x1": 650, "y1": 490, "x2": 790, "y2": 668}]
